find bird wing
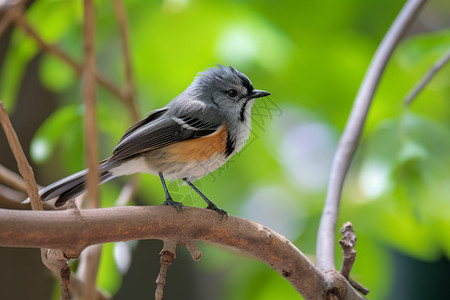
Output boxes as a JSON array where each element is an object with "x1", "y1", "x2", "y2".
[{"x1": 111, "y1": 106, "x2": 222, "y2": 161}]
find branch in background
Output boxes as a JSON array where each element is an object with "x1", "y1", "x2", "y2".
[
  {"x1": 77, "y1": 244, "x2": 103, "y2": 300},
  {"x1": 0, "y1": 101, "x2": 42, "y2": 210},
  {"x1": 7, "y1": 7, "x2": 128, "y2": 108},
  {"x1": 316, "y1": 0, "x2": 427, "y2": 272},
  {"x1": 81, "y1": 1, "x2": 102, "y2": 299},
  {"x1": 0, "y1": 165, "x2": 58, "y2": 210},
  {"x1": 0, "y1": 163, "x2": 33, "y2": 193},
  {"x1": 112, "y1": 0, "x2": 141, "y2": 206},
  {"x1": 404, "y1": 49, "x2": 450, "y2": 106},
  {"x1": 114, "y1": 176, "x2": 140, "y2": 206},
  {"x1": 0, "y1": 183, "x2": 26, "y2": 204},
  {"x1": 70, "y1": 275, "x2": 110, "y2": 300},
  {"x1": 82, "y1": 0, "x2": 99, "y2": 208},
  {"x1": 113, "y1": 0, "x2": 139, "y2": 121},
  {"x1": 0, "y1": 9, "x2": 14, "y2": 37},
  {"x1": 0, "y1": 206, "x2": 366, "y2": 300}
]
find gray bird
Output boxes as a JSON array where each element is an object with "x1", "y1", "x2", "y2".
[{"x1": 25, "y1": 65, "x2": 270, "y2": 215}]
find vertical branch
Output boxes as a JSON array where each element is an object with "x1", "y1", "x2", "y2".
[
  {"x1": 83, "y1": 0, "x2": 99, "y2": 208},
  {"x1": 0, "y1": 101, "x2": 42, "y2": 210},
  {"x1": 113, "y1": 0, "x2": 139, "y2": 121},
  {"x1": 77, "y1": 244, "x2": 103, "y2": 300},
  {"x1": 81, "y1": 1, "x2": 102, "y2": 299},
  {"x1": 316, "y1": 0, "x2": 427, "y2": 271},
  {"x1": 113, "y1": 0, "x2": 141, "y2": 207}
]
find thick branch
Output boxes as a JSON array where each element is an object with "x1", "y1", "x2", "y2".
[
  {"x1": 316, "y1": 0, "x2": 427, "y2": 271},
  {"x1": 0, "y1": 206, "x2": 365, "y2": 299}
]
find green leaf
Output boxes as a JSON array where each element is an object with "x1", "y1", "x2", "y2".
[
  {"x1": 355, "y1": 113, "x2": 450, "y2": 260},
  {"x1": 39, "y1": 55, "x2": 76, "y2": 92},
  {"x1": 30, "y1": 105, "x2": 82, "y2": 164},
  {"x1": 0, "y1": 30, "x2": 38, "y2": 111}
]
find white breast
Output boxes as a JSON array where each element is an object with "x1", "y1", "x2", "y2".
[{"x1": 233, "y1": 100, "x2": 255, "y2": 153}]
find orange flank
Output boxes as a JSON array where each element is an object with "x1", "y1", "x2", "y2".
[{"x1": 163, "y1": 123, "x2": 228, "y2": 162}]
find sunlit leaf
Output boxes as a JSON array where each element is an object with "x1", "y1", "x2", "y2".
[
  {"x1": 0, "y1": 29, "x2": 38, "y2": 111},
  {"x1": 39, "y1": 55, "x2": 76, "y2": 92}
]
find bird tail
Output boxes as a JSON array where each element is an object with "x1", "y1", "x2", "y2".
[{"x1": 23, "y1": 160, "x2": 119, "y2": 207}]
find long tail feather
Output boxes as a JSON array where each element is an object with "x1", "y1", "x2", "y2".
[{"x1": 23, "y1": 160, "x2": 119, "y2": 207}]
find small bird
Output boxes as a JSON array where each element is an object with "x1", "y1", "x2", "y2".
[{"x1": 28, "y1": 65, "x2": 270, "y2": 215}]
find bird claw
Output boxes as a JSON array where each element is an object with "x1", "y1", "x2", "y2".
[
  {"x1": 206, "y1": 203, "x2": 228, "y2": 219},
  {"x1": 161, "y1": 198, "x2": 184, "y2": 212}
]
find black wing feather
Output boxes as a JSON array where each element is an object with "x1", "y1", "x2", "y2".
[
  {"x1": 111, "y1": 114, "x2": 221, "y2": 161},
  {"x1": 118, "y1": 107, "x2": 168, "y2": 144}
]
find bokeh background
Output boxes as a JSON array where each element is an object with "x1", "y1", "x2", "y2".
[{"x1": 0, "y1": 0, "x2": 449, "y2": 299}]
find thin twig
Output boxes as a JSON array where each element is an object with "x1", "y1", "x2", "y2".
[
  {"x1": 82, "y1": 0, "x2": 99, "y2": 209},
  {"x1": 0, "y1": 183, "x2": 26, "y2": 203},
  {"x1": 348, "y1": 277, "x2": 370, "y2": 296},
  {"x1": 114, "y1": 177, "x2": 139, "y2": 206},
  {"x1": 113, "y1": 0, "x2": 139, "y2": 121},
  {"x1": 60, "y1": 263, "x2": 72, "y2": 300},
  {"x1": 81, "y1": 1, "x2": 101, "y2": 299},
  {"x1": 338, "y1": 222, "x2": 357, "y2": 279},
  {"x1": 316, "y1": 0, "x2": 427, "y2": 272},
  {"x1": 0, "y1": 163, "x2": 31, "y2": 193},
  {"x1": 0, "y1": 101, "x2": 42, "y2": 210},
  {"x1": 41, "y1": 249, "x2": 72, "y2": 300},
  {"x1": 70, "y1": 275, "x2": 111, "y2": 300},
  {"x1": 0, "y1": 184, "x2": 54, "y2": 210},
  {"x1": 8, "y1": 7, "x2": 127, "y2": 105},
  {"x1": 404, "y1": 49, "x2": 450, "y2": 106},
  {"x1": 77, "y1": 245, "x2": 103, "y2": 300},
  {"x1": 155, "y1": 241, "x2": 177, "y2": 300},
  {"x1": 112, "y1": 0, "x2": 141, "y2": 207},
  {"x1": 0, "y1": 10, "x2": 14, "y2": 37}
]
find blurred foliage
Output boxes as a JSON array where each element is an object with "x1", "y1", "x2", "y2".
[{"x1": 1, "y1": 0, "x2": 449, "y2": 299}]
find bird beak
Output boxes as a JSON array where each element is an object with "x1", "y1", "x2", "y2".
[{"x1": 252, "y1": 90, "x2": 271, "y2": 99}]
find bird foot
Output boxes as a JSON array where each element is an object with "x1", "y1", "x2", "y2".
[
  {"x1": 206, "y1": 203, "x2": 228, "y2": 219},
  {"x1": 161, "y1": 197, "x2": 184, "y2": 212}
]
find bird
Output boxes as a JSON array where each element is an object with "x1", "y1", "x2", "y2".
[{"x1": 26, "y1": 65, "x2": 270, "y2": 216}]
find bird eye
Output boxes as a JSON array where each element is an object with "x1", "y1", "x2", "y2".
[{"x1": 227, "y1": 89, "x2": 238, "y2": 97}]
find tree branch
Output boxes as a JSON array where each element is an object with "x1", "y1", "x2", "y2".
[
  {"x1": 8, "y1": 7, "x2": 128, "y2": 108},
  {"x1": 316, "y1": 0, "x2": 427, "y2": 272},
  {"x1": 80, "y1": 1, "x2": 102, "y2": 298},
  {"x1": 0, "y1": 206, "x2": 366, "y2": 299},
  {"x1": 339, "y1": 222, "x2": 357, "y2": 280},
  {"x1": 0, "y1": 163, "x2": 37, "y2": 193},
  {"x1": 404, "y1": 49, "x2": 450, "y2": 106},
  {"x1": 0, "y1": 8, "x2": 14, "y2": 37},
  {"x1": 82, "y1": 0, "x2": 99, "y2": 208},
  {"x1": 0, "y1": 101, "x2": 42, "y2": 210},
  {"x1": 113, "y1": 0, "x2": 139, "y2": 121}
]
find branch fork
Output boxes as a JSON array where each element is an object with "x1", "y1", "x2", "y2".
[{"x1": 155, "y1": 239, "x2": 202, "y2": 300}]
